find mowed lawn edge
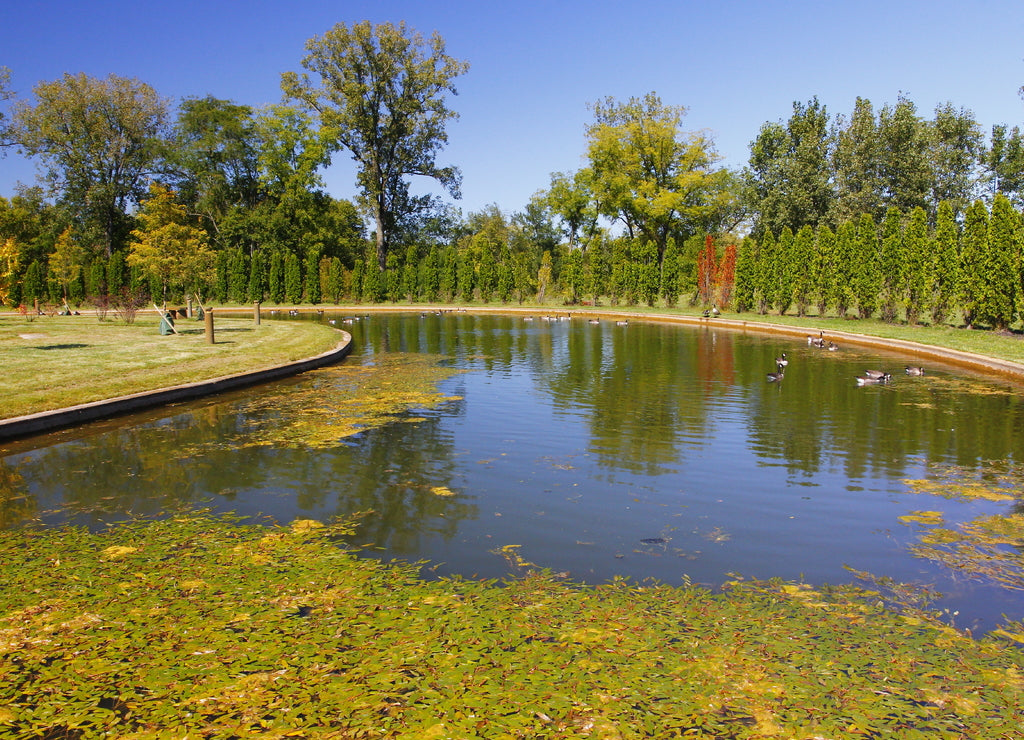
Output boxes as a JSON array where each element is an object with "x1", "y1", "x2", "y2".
[{"x1": 0, "y1": 312, "x2": 345, "y2": 420}]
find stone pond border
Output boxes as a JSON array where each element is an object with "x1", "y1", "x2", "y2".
[{"x1": 4, "y1": 306, "x2": 1024, "y2": 443}]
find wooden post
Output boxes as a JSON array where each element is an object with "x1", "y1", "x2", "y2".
[
  {"x1": 187, "y1": 296, "x2": 193, "y2": 319},
  {"x1": 205, "y1": 307, "x2": 215, "y2": 344},
  {"x1": 254, "y1": 301, "x2": 261, "y2": 325}
]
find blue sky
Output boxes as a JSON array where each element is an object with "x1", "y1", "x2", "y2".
[{"x1": 2, "y1": 0, "x2": 1023, "y2": 218}]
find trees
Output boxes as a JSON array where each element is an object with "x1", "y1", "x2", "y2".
[
  {"x1": 282, "y1": 21, "x2": 469, "y2": 271},
  {"x1": 745, "y1": 98, "x2": 832, "y2": 239},
  {"x1": 584, "y1": 93, "x2": 733, "y2": 260},
  {"x1": 127, "y1": 184, "x2": 214, "y2": 305},
  {"x1": 10, "y1": 73, "x2": 169, "y2": 256}
]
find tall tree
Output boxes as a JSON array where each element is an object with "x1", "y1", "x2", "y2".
[
  {"x1": 745, "y1": 97, "x2": 833, "y2": 238},
  {"x1": 852, "y1": 213, "x2": 880, "y2": 319},
  {"x1": 282, "y1": 21, "x2": 469, "y2": 270},
  {"x1": 10, "y1": 73, "x2": 169, "y2": 256},
  {"x1": 585, "y1": 92, "x2": 734, "y2": 259},
  {"x1": 877, "y1": 96, "x2": 931, "y2": 215},
  {"x1": 929, "y1": 201, "x2": 959, "y2": 325},
  {"x1": 985, "y1": 124, "x2": 1024, "y2": 207},
  {"x1": 928, "y1": 102, "x2": 983, "y2": 216},
  {"x1": 979, "y1": 193, "x2": 1020, "y2": 330},
  {"x1": 878, "y1": 206, "x2": 905, "y2": 323},
  {"x1": 958, "y1": 200, "x2": 989, "y2": 328},
  {"x1": 902, "y1": 206, "x2": 929, "y2": 324},
  {"x1": 830, "y1": 97, "x2": 883, "y2": 225}
]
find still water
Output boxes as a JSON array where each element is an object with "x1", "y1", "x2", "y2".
[{"x1": 3, "y1": 312, "x2": 1024, "y2": 632}]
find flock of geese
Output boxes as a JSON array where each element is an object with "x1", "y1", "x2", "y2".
[{"x1": 767, "y1": 331, "x2": 925, "y2": 385}]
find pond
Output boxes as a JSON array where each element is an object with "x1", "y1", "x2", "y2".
[{"x1": 2, "y1": 311, "x2": 1023, "y2": 633}]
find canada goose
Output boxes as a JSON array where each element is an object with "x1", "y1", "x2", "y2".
[
  {"x1": 809, "y1": 331, "x2": 826, "y2": 348},
  {"x1": 616, "y1": 320, "x2": 629, "y2": 326},
  {"x1": 863, "y1": 369, "x2": 888, "y2": 379},
  {"x1": 767, "y1": 369, "x2": 785, "y2": 382},
  {"x1": 711, "y1": 305, "x2": 721, "y2": 316},
  {"x1": 775, "y1": 353, "x2": 789, "y2": 368},
  {"x1": 827, "y1": 342, "x2": 839, "y2": 351},
  {"x1": 905, "y1": 366, "x2": 925, "y2": 376},
  {"x1": 588, "y1": 319, "x2": 600, "y2": 324},
  {"x1": 856, "y1": 374, "x2": 891, "y2": 385}
]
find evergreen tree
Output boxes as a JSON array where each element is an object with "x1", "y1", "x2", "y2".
[
  {"x1": 228, "y1": 248, "x2": 248, "y2": 303},
  {"x1": 213, "y1": 251, "x2": 230, "y2": 303},
  {"x1": 609, "y1": 238, "x2": 630, "y2": 305},
  {"x1": 350, "y1": 259, "x2": 364, "y2": 302},
  {"x1": 492, "y1": 247, "x2": 511, "y2": 303},
  {"x1": 833, "y1": 221, "x2": 857, "y2": 318},
  {"x1": 660, "y1": 237, "x2": 682, "y2": 308},
  {"x1": 637, "y1": 240, "x2": 659, "y2": 306},
  {"x1": 385, "y1": 252, "x2": 402, "y2": 302},
  {"x1": 22, "y1": 260, "x2": 44, "y2": 305},
  {"x1": 106, "y1": 251, "x2": 127, "y2": 296},
  {"x1": 326, "y1": 257, "x2": 345, "y2": 304},
  {"x1": 304, "y1": 247, "x2": 322, "y2": 304},
  {"x1": 268, "y1": 250, "x2": 285, "y2": 304},
  {"x1": 438, "y1": 246, "x2": 457, "y2": 301},
  {"x1": 732, "y1": 238, "x2": 757, "y2": 313},
  {"x1": 284, "y1": 251, "x2": 302, "y2": 304},
  {"x1": 878, "y1": 206, "x2": 905, "y2": 323},
  {"x1": 754, "y1": 230, "x2": 776, "y2": 314},
  {"x1": 852, "y1": 213, "x2": 880, "y2": 319},
  {"x1": 247, "y1": 250, "x2": 265, "y2": 303},
  {"x1": 420, "y1": 246, "x2": 440, "y2": 302},
  {"x1": 978, "y1": 193, "x2": 1020, "y2": 330},
  {"x1": 813, "y1": 224, "x2": 836, "y2": 316},
  {"x1": 902, "y1": 207, "x2": 929, "y2": 325},
  {"x1": 774, "y1": 227, "x2": 795, "y2": 315},
  {"x1": 791, "y1": 225, "x2": 814, "y2": 316},
  {"x1": 456, "y1": 249, "x2": 475, "y2": 302},
  {"x1": 958, "y1": 200, "x2": 989, "y2": 328},
  {"x1": 362, "y1": 262, "x2": 383, "y2": 302},
  {"x1": 929, "y1": 201, "x2": 959, "y2": 326},
  {"x1": 401, "y1": 245, "x2": 419, "y2": 301},
  {"x1": 477, "y1": 245, "x2": 496, "y2": 302}
]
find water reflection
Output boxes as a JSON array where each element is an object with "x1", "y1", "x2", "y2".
[{"x1": 2, "y1": 312, "x2": 1024, "y2": 631}]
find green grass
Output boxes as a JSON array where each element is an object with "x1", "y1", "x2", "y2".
[
  {"x1": 1, "y1": 513, "x2": 1022, "y2": 738},
  {"x1": 0, "y1": 311, "x2": 345, "y2": 419}
]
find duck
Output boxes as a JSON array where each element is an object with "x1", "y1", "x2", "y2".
[
  {"x1": 775, "y1": 353, "x2": 789, "y2": 369},
  {"x1": 767, "y1": 369, "x2": 785, "y2": 382},
  {"x1": 905, "y1": 366, "x2": 925, "y2": 376}
]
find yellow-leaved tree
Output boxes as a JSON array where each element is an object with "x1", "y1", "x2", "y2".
[
  {"x1": 0, "y1": 237, "x2": 20, "y2": 307},
  {"x1": 128, "y1": 184, "x2": 215, "y2": 305}
]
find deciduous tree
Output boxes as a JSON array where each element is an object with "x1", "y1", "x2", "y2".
[{"x1": 282, "y1": 21, "x2": 469, "y2": 271}]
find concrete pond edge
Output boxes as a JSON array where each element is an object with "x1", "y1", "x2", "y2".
[{"x1": 0, "y1": 328, "x2": 352, "y2": 442}]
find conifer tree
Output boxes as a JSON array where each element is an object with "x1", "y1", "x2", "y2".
[
  {"x1": 326, "y1": 257, "x2": 345, "y2": 304},
  {"x1": 902, "y1": 207, "x2": 929, "y2": 324},
  {"x1": 774, "y1": 227, "x2": 795, "y2": 315},
  {"x1": 562, "y1": 248, "x2": 583, "y2": 304},
  {"x1": 852, "y1": 214, "x2": 880, "y2": 319},
  {"x1": 284, "y1": 251, "x2": 302, "y2": 304},
  {"x1": 268, "y1": 250, "x2": 284, "y2": 304},
  {"x1": 497, "y1": 247, "x2": 515, "y2": 303},
  {"x1": 439, "y1": 246, "x2": 457, "y2": 301},
  {"x1": 385, "y1": 252, "x2": 402, "y2": 302},
  {"x1": 213, "y1": 251, "x2": 230, "y2": 303},
  {"x1": 813, "y1": 224, "x2": 836, "y2": 316},
  {"x1": 419, "y1": 247, "x2": 440, "y2": 302},
  {"x1": 929, "y1": 201, "x2": 959, "y2": 326},
  {"x1": 755, "y1": 230, "x2": 776, "y2": 314},
  {"x1": 660, "y1": 237, "x2": 682, "y2": 308},
  {"x1": 732, "y1": 238, "x2": 758, "y2": 313},
  {"x1": 247, "y1": 250, "x2": 265, "y2": 303},
  {"x1": 401, "y1": 245, "x2": 419, "y2": 302},
  {"x1": 958, "y1": 200, "x2": 989, "y2": 328},
  {"x1": 228, "y1": 248, "x2": 248, "y2": 304},
  {"x1": 477, "y1": 245, "x2": 496, "y2": 302},
  {"x1": 791, "y1": 225, "x2": 814, "y2": 316},
  {"x1": 106, "y1": 251, "x2": 127, "y2": 296},
  {"x1": 362, "y1": 260, "x2": 383, "y2": 302},
  {"x1": 304, "y1": 247, "x2": 322, "y2": 304},
  {"x1": 457, "y1": 249, "x2": 475, "y2": 302},
  {"x1": 833, "y1": 221, "x2": 857, "y2": 318},
  {"x1": 350, "y1": 259, "x2": 364, "y2": 302},
  {"x1": 879, "y1": 206, "x2": 904, "y2": 323},
  {"x1": 978, "y1": 193, "x2": 1020, "y2": 330}
]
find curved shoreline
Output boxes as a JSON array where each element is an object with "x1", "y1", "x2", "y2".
[
  {"x1": 4, "y1": 305, "x2": 1024, "y2": 443},
  {"x1": 0, "y1": 329, "x2": 352, "y2": 442}
]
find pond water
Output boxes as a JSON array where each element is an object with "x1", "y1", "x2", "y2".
[{"x1": 3, "y1": 311, "x2": 1024, "y2": 633}]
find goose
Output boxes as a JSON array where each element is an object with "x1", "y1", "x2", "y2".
[
  {"x1": 588, "y1": 318, "x2": 600, "y2": 325},
  {"x1": 863, "y1": 369, "x2": 888, "y2": 379},
  {"x1": 775, "y1": 353, "x2": 789, "y2": 368},
  {"x1": 767, "y1": 369, "x2": 785, "y2": 382},
  {"x1": 856, "y1": 373, "x2": 891, "y2": 385},
  {"x1": 905, "y1": 366, "x2": 925, "y2": 376},
  {"x1": 809, "y1": 331, "x2": 826, "y2": 348},
  {"x1": 616, "y1": 320, "x2": 629, "y2": 326},
  {"x1": 711, "y1": 304, "x2": 721, "y2": 316},
  {"x1": 827, "y1": 342, "x2": 839, "y2": 351}
]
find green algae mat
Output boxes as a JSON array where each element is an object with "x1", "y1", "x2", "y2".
[{"x1": 2, "y1": 514, "x2": 1022, "y2": 738}]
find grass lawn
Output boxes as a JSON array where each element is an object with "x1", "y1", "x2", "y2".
[{"x1": 0, "y1": 310, "x2": 345, "y2": 419}]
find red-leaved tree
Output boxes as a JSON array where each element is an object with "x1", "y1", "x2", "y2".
[
  {"x1": 696, "y1": 235, "x2": 717, "y2": 306},
  {"x1": 715, "y1": 243, "x2": 737, "y2": 308}
]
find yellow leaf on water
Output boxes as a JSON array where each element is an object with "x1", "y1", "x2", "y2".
[
  {"x1": 431, "y1": 486, "x2": 456, "y2": 497},
  {"x1": 290, "y1": 519, "x2": 324, "y2": 532},
  {"x1": 101, "y1": 546, "x2": 138, "y2": 560},
  {"x1": 898, "y1": 511, "x2": 945, "y2": 526}
]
